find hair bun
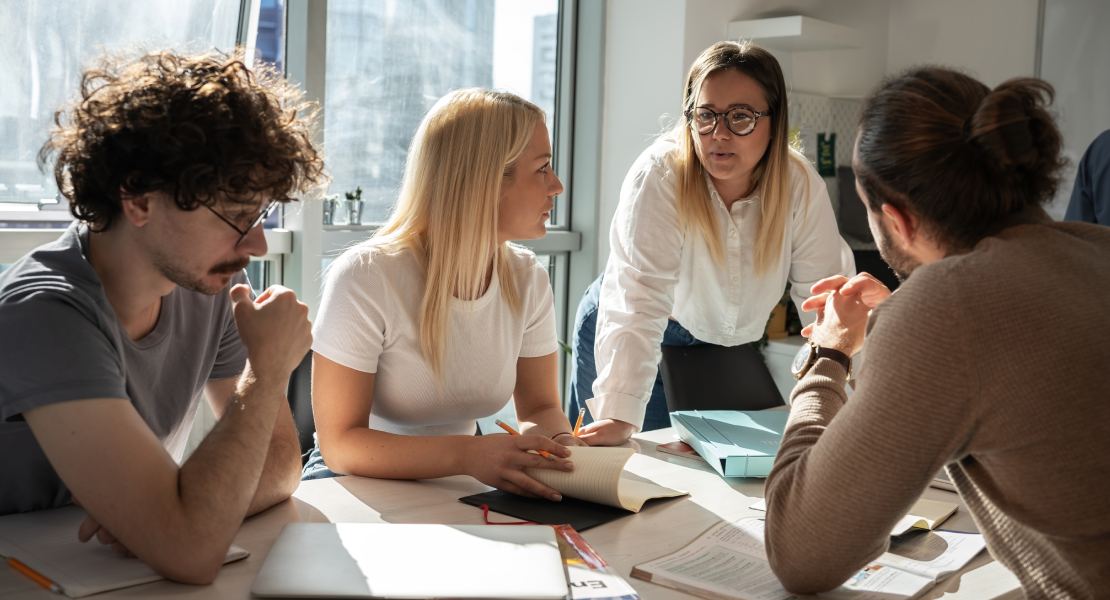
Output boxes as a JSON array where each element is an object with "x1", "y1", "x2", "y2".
[{"x1": 965, "y1": 78, "x2": 1057, "y2": 171}]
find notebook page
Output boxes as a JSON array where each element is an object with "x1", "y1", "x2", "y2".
[
  {"x1": 909, "y1": 498, "x2": 958, "y2": 527},
  {"x1": 0, "y1": 505, "x2": 248, "y2": 598},
  {"x1": 524, "y1": 447, "x2": 633, "y2": 507},
  {"x1": 616, "y1": 478, "x2": 687, "y2": 512},
  {"x1": 891, "y1": 498, "x2": 958, "y2": 535}
]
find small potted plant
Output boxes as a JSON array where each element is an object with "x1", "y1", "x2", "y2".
[{"x1": 345, "y1": 187, "x2": 363, "y2": 225}]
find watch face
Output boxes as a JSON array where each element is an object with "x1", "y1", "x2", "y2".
[{"x1": 791, "y1": 343, "x2": 814, "y2": 376}]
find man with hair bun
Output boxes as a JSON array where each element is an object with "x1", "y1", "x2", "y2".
[
  {"x1": 763, "y1": 67, "x2": 1110, "y2": 599},
  {"x1": 0, "y1": 49, "x2": 327, "y2": 584}
]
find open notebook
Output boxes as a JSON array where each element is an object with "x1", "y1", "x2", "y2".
[
  {"x1": 0, "y1": 505, "x2": 248, "y2": 598},
  {"x1": 523, "y1": 446, "x2": 687, "y2": 512}
]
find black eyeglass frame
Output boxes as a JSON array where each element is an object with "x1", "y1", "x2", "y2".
[
  {"x1": 686, "y1": 106, "x2": 773, "y2": 137},
  {"x1": 205, "y1": 200, "x2": 279, "y2": 246}
]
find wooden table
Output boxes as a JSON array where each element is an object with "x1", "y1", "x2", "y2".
[{"x1": 0, "y1": 428, "x2": 1024, "y2": 599}]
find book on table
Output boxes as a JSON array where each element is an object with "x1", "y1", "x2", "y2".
[
  {"x1": 631, "y1": 518, "x2": 987, "y2": 600},
  {"x1": 0, "y1": 505, "x2": 248, "y2": 598},
  {"x1": 656, "y1": 440, "x2": 707, "y2": 462},
  {"x1": 460, "y1": 446, "x2": 688, "y2": 530},
  {"x1": 552, "y1": 523, "x2": 641, "y2": 600},
  {"x1": 671, "y1": 410, "x2": 790, "y2": 477}
]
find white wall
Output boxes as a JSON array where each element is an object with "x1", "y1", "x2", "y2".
[
  {"x1": 596, "y1": 0, "x2": 688, "y2": 274},
  {"x1": 727, "y1": 0, "x2": 890, "y2": 97},
  {"x1": 886, "y1": 0, "x2": 1039, "y2": 87}
]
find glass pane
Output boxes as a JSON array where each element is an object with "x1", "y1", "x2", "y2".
[
  {"x1": 0, "y1": 1, "x2": 242, "y2": 229},
  {"x1": 255, "y1": 0, "x2": 285, "y2": 74},
  {"x1": 324, "y1": 0, "x2": 560, "y2": 225}
]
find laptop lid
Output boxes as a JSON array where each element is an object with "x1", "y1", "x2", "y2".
[{"x1": 251, "y1": 523, "x2": 566, "y2": 599}]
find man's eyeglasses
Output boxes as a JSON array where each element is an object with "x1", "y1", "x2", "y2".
[
  {"x1": 687, "y1": 106, "x2": 772, "y2": 137},
  {"x1": 205, "y1": 200, "x2": 278, "y2": 246}
]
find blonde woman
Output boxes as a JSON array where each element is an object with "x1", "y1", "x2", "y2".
[
  {"x1": 304, "y1": 90, "x2": 585, "y2": 501},
  {"x1": 571, "y1": 41, "x2": 854, "y2": 444}
]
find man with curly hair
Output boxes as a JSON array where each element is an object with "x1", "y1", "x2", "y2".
[{"x1": 0, "y1": 49, "x2": 327, "y2": 583}]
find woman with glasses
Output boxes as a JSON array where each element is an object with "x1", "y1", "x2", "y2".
[
  {"x1": 303, "y1": 89, "x2": 587, "y2": 502},
  {"x1": 571, "y1": 41, "x2": 854, "y2": 445}
]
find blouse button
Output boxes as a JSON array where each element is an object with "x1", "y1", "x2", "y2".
[
  {"x1": 731, "y1": 277, "x2": 739, "y2": 284},
  {"x1": 729, "y1": 229, "x2": 738, "y2": 237},
  {"x1": 726, "y1": 326, "x2": 734, "y2": 334}
]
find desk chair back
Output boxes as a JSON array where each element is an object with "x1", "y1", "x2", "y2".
[
  {"x1": 660, "y1": 343, "x2": 785, "y2": 412},
  {"x1": 286, "y1": 350, "x2": 316, "y2": 463}
]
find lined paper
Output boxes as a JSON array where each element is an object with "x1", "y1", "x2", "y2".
[{"x1": 525, "y1": 447, "x2": 686, "y2": 511}]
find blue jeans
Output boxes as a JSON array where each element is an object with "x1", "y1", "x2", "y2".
[
  {"x1": 301, "y1": 433, "x2": 345, "y2": 480},
  {"x1": 568, "y1": 274, "x2": 704, "y2": 432}
]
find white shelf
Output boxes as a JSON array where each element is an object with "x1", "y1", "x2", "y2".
[{"x1": 728, "y1": 16, "x2": 862, "y2": 53}]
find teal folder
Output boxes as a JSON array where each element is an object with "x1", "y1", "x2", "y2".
[{"x1": 670, "y1": 410, "x2": 789, "y2": 478}]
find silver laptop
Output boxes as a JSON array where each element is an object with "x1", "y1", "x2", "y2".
[{"x1": 251, "y1": 523, "x2": 567, "y2": 599}]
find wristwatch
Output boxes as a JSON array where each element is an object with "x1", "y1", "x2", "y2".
[{"x1": 791, "y1": 342, "x2": 852, "y2": 381}]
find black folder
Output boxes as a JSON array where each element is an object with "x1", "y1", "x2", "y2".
[{"x1": 459, "y1": 490, "x2": 635, "y2": 532}]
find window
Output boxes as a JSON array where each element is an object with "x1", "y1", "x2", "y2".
[
  {"x1": 0, "y1": 1, "x2": 242, "y2": 230},
  {"x1": 323, "y1": 0, "x2": 560, "y2": 225}
]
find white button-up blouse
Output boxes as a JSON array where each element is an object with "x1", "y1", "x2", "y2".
[{"x1": 588, "y1": 137, "x2": 855, "y2": 429}]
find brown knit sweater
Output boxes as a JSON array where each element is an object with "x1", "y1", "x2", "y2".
[{"x1": 764, "y1": 220, "x2": 1110, "y2": 599}]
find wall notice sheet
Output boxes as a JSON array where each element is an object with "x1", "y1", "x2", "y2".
[
  {"x1": 554, "y1": 524, "x2": 640, "y2": 600},
  {"x1": 631, "y1": 519, "x2": 986, "y2": 600}
]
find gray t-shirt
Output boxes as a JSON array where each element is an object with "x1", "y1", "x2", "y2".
[{"x1": 0, "y1": 224, "x2": 249, "y2": 515}]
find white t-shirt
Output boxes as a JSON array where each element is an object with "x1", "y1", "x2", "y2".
[
  {"x1": 312, "y1": 243, "x2": 558, "y2": 437},
  {"x1": 591, "y1": 136, "x2": 855, "y2": 428}
]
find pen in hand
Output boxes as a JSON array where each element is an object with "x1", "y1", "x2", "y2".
[{"x1": 493, "y1": 419, "x2": 555, "y2": 460}]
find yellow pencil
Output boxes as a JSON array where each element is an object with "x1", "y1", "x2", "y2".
[
  {"x1": 572, "y1": 408, "x2": 586, "y2": 437},
  {"x1": 7, "y1": 557, "x2": 62, "y2": 594},
  {"x1": 494, "y1": 419, "x2": 555, "y2": 460}
]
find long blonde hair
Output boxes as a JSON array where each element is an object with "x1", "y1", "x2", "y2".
[
  {"x1": 372, "y1": 89, "x2": 544, "y2": 377},
  {"x1": 671, "y1": 41, "x2": 806, "y2": 274}
]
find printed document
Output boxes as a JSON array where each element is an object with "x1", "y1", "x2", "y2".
[{"x1": 631, "y1": 518, "x2": 986, "y2": 600}]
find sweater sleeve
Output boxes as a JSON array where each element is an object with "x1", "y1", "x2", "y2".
[{"x1": 763, "y1": 267, "x2": 979, "y2": 593}]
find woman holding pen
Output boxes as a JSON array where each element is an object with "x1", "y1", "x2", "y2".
[
  {"x1": 570, "y1": 41, "x2": 854, "y2": 444},
  {"x1": 304, "y1": 90, "x2": 585, "y2": 501}
]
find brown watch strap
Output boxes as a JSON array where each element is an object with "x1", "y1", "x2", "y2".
[{"x1": 814, "y1": 346, "x2": 852, "y2": 379}]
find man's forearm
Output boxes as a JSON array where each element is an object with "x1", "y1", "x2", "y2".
[
  {"x1": 174, "y1": 365, "x2": 288, "y2": 570},
  {"x1": 244, "y1": 400, "x2": 302, "y2": 516}
]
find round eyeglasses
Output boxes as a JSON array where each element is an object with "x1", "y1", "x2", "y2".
[
  {"x1": 205, "y1": 199, "x2": 278, "y2": 246},
  {"x1": 687, "y1": 106, "x2": 772, "y2": 137}
]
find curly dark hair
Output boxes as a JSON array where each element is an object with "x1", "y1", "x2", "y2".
[{"x1": 39, "y1": 48, "x2": 328, "y2": 231}]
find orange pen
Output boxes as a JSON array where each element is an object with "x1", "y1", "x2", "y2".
[
  {"x1": 494, "y1": 419, "x2": 555, "y2": 460},
  {"x1": 7, "y1": 557, "x2": 62, "y2": 594}
]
